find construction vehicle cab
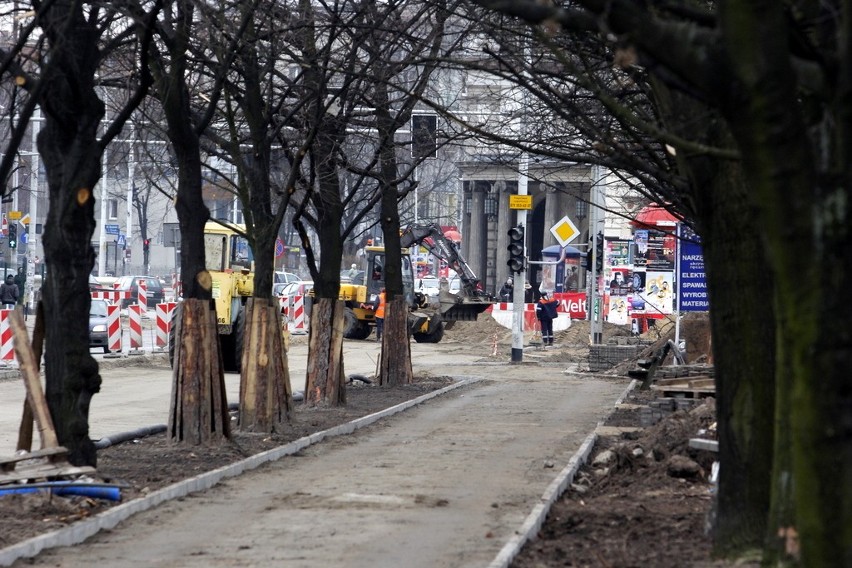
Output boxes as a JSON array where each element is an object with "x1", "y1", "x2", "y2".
[
  {"x1": 170, "y1": 222, "x2": 255, "y2": 372},
  {"x1": 340, "y1": 224, "x2": 495, "y2": 343}
]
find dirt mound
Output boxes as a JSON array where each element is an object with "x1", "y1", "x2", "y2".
[
  {"x1": 513, "y1": 393, "x2": 722, "y2": 568},
  {"x1": 443, "y1": 313, "x2": 634, "y2": 347}
]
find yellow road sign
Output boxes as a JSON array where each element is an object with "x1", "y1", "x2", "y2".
[
  {"x1": 508, "y1": 195, "x2": 532, "y2": 210},
  {"x1": 550, "y1": 216, "x2": 580, "y2": 246},
  {"x1": 8, "y1": 211, "x2": 22, "y2": 221}
]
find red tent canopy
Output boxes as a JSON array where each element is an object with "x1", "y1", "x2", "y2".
[
  {"x1": 631, "y1": 204, "x2": 679, "y2": 229},
  {"x1": 442, "y1": 228, "x2": 462, "y2": 242}
]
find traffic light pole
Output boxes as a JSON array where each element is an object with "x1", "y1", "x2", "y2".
[{"x1": 510, "y1": 153, "x2": 529, "y2": 363}]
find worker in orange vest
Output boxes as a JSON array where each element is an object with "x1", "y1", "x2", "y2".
[{"x1": 362, "y1": 288, "x2": 386, "y2": 342}]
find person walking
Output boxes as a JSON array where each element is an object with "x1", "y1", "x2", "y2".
[
  {"x1": 0, "y1": 274, "x2": 19, "y2": 310},
  {"x1": 498, "y1": 277, "x2": 513, "y2": 301},
  {"x1": 535, "y1": 291, "x2": 559, "y2": 347}
]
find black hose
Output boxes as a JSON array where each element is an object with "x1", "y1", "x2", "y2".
[{"x1": 94, "y1": 424, "x2": 167, "y2": 449}]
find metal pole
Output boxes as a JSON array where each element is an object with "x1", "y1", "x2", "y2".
[
  {"x1": 673, "y1": 222, "x2": 682, "y2": 364},
  {"x1": 589, "y1": 165, "x2": 605, "y2": 345},
  {"x1": 511, "y1": 152, "x2": 528, "y2": 363},
  {"x1": 27, "y1": 113, "x2": 40, "y2": 311},
  {"x1": 125, "y1": 126, "x2": 135, "y2": 275},
  {"x1": 97, "y1": 118, "x2": 109, "y2": 276}
]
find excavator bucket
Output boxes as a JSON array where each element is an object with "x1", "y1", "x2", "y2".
[{"x1": 437, "y1": 290, "x2": 494, "y2": 321}]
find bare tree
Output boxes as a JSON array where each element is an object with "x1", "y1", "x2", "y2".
[
  {"x1": 0, "y1": 1, "x2": 155, "y2": 466},
  {"x1": 471, "y1": 1, "x2": 848, "y2": 564},
  {"x1": 140, "y1": 0, "x2": 246, "y2": 444}
]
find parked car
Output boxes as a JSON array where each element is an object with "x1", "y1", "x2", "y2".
[
  {"x1": 114, "y1": 275, "x2": 166, "y2": 308},
  {"x1": 416, "y1": 277, "x2": 441, "y2": 299},
  {"x1": 275, "y1": 271, "x2": 301, "y2": 285},
  {"x1": 273, "y1": 282, "x2": 289, "y2": 297},
  {"x1": 89, "y1": 299, "x2": 111, "y2": 353},
  {"x1": 279, "y1": 281, "x2": 314, "y2": 298}
]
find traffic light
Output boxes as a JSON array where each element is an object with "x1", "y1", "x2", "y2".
[
  {"x1": 8, "y1": 225, "x2": 16, "y2": 249},
  {"x1": 583, "y1": 236, "x2": 593, "y2": 271},
  {"x1": 595, "y1": 231, "x2": 604, "y2": 272},
  {"x1": 507, "y1": 225, "x2": 525, "y2": 273},
  {"x1": 143, "y1": 239, "x2": 150, "y2": 253},
  {"x1": 411, "y1": 114, "x2": 437, "y2": 158}
]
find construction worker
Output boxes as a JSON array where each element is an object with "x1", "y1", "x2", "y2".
[
  {"x1": 536, "y1": 291, "x2": 559, "y2": 347},
  {"x1": 361, "y1": 288, "x2": 386, "y2": 342},
  {"x1": 374, "y1": 288, "x2": 386, "y2": 341}
]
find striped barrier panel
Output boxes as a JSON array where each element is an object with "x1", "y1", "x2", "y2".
[
  {"x1": 288, "y1": 295, "x2": 307, "y2": 335},
  {"x1": 91, "y1": 290, "x2": 131, "y2": 305},
  {"x1": 155, "y1": 302, "x2": 177, "y2": 350},
  {"x1": 138, "y1": 279, "x2": 147, "y2": 310},
  {"x1": 106, "y1": 304, "x2": 122, "y2": 354},
  {"x1": 128, "y1": 305, "x2": 144, "y2": 354},
  {"x1": 0, "y1": 309, "x2": 14, "y2": 362}
]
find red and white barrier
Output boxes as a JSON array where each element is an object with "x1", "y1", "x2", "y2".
[
  {"x1": 288, "y1": 295, "x2": 307, "y2": 335},
  {"x1": 106, "y1": 304, "x2": 122, "y2": 354},
  {"x1": 138, "y1": 279, "x2": 147, "y2": 310},
  {"x1": 488, "y1": 302, "x2": 571, "y2": 332},
  {"x1": 0, "y1": 309, "x2": 14, "y2": 362},
  {"x1": 155, "y1": 302, "x2": 177, "y2": 350},
  {"x1": 128, "y1": 305, "x2": 144, "y2": 354},
  {"x1": 91, "y1": 290, "x2": 131, "y2": 305}
]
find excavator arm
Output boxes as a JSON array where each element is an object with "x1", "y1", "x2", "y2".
[
  {"x1": 401, "y1": 223, "x2": 495, "y2": 322},
  {"x1": 400, "y1": 223, "x2": 484, "y2": 299}
]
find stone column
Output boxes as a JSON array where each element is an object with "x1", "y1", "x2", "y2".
[
  {"x1": 543, "y1": 184, "x2": 561, "y2": 248},
  {"x1": 468, "y1": 185, "x2": 486, "y2": 281},
  {"x1": 461, "y1": 181, "x2": 471, "y2": 264},
  {"x1": 495, "y1": 180, "x2": 512, "y2": 291}
]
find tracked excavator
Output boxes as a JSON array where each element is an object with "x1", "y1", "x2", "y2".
[{"x1": 340, "y1": 223, "x2": 495, "y2": 342}]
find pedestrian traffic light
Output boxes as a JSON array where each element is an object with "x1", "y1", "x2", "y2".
[
  {"x1": 507, "y1": 225, "x2": 525, "y2": 273},
  {"x1": 8, "y1": 225, "x2": 16, "y2": 249},
  {"x1": 595, "y1": 231, "x2": 604, "y2": 272}
]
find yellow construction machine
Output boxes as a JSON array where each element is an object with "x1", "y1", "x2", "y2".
[{"x1": 340, "y1": 223, "x2": 495, "y2": 342}]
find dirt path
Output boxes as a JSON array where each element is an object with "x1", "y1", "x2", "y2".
[{"x1": 17, "y1": 368, "x2": 625, "y2": 568}]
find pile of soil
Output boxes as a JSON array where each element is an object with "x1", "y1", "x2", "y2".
[{"x1": 512, "y1": 392, "x2": 722, "y2": 567}]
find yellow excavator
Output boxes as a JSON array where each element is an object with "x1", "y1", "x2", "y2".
[{"x1": 340, "y1": 223, "x2": 495, "y2": 342}]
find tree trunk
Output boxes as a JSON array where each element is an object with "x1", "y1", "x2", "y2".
[
  {"x1": 378, "y1": 297, "x2": 413, "y2": 386},
  {"x1": 304, "y1": 298, "x2": 347, "y2": 406},
  {"x1": 718, "y1": 4, "x2": 849, "y2": 562},
  {"x1": 238, "y1": 298, "x2": 292, "y2": 431},
  {"x1": 36, "y1": 0, "x2": 106, "y2": 468},
  {"x1": 168, "y1": 299, "x2": 231, "y2": 444},
  {"x1": 699, "y1": 170, "x2": 776, "y2": 556}
]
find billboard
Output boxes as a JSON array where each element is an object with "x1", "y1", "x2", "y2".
[{"x1": 678, "y1": 224, "x2": 709, "y2": 311}]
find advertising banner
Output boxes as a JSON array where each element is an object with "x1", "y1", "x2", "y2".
[{"x1": 678, "y1": 224, "x2": 710, "y2": 311}]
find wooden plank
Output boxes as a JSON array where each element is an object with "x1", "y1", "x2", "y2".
[
  {"x1": 0, "y1": 447, "x2": 68, "y2": 471},
  {"x1": 17, "y1": 301, "x2": 45, "y2": 452},
  {"x1": 10, "y1": 310, "x2": 59, "y2": 450},
  {"x1": 655, "y1": 376, "x2": 714, "y2": 387},
  {"x1": 0, "y1": 464, "x2": 96, "y2": 485}
]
